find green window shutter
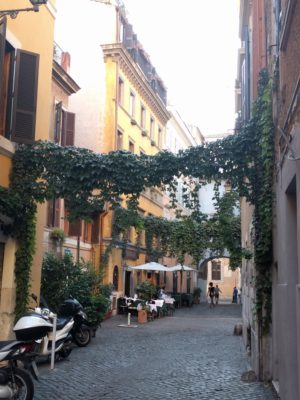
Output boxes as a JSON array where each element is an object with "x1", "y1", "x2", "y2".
[{"x1": 11, "y1": 49, "x2": 39, "y2": 144}]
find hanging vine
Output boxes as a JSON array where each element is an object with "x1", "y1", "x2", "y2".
[{"x1": 1, "y1": 70, "x2": 273, "y2": 329}]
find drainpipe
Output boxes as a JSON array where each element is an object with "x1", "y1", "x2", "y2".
[
  {"x1": 114, "y1": 7, "x2": 120, "y2": 150},
  {"x1": 258, "y1": 314, "x2": 263, "y2": 380},
  {"x1": 99, "y1": 205, "x2": 109, "y2": 260}
]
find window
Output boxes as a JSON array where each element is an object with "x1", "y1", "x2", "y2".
[
  {"x1": 173, "y1": 272, "x2": 178, "y2": 294},
  {"x1": 224, "y1": 180, "x2": 231, "y2": 193},
  {"x1": 117, "y1": 130, "x2": 123, "y2": 150},
  {"x1": 54, "y1": 102, "x2": 75, "y2": 146},
  {"x1": 150, "y1": 117, "x2": 155, "y2": 140},
  {"x1": 47, "y1": 199, "x2": 61, "y2": 228},
  {"x1": 129, "y1": 92, "x2": 135, "y2": 117},
  {"x1": 129, "y1": 140, "x2": 134, "y2": 153},
  {"x1": 158, "y1": 126, "x2": 162, "y2": 148},
  {"x1": 211, "y1": 260, "x2": 221, "y2": 280},
  {"x1": 137, "y1": 271, "x2": 142, "y2": 284},
  {"x1": 140, "y1": 105, "x2": 146, "y2": 129},
  {"x1": 83, "y1": 221, "x2": 89, "y2": 242},
  {"x1": 68, "y1": 219, "x2": 82, "y2": 237},
  {"x1": 119, "y1": 21, "x2": 124, "y2": 43},
  {"x1": 91, "y1": 213, "x2": 100, "y2": 244},
  {"x1": 0, "y1": 18, "x2": 39, "y2": 143},
  {"x1": 113, "y1": 265, "x2": 119, "y2": 291},
  {"x1": 118, "y1": 77, "x2": 124, "y2": 106}
]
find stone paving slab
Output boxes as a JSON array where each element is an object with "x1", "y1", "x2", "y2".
[{"x1": 33, "y1": 303, "x2": 278, "y2": 400}]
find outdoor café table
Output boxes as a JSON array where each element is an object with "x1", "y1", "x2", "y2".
[
  {"x1": 149, "y1": 299, "x2": 164, "y2": 317},
  {"x1": 127, "y1": 298, "x2": 142, "y2": 315},
  {"x1": 151, "y1": 299, "x2": 164, "y2": 308},
  {"x1": 146, "y1": 303, "x2": 157, "y2": 313},
  {"x1": 164, "y1": 297, "x2": 175, "y2": 305}
]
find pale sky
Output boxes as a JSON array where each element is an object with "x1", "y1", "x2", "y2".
[{"x1": 124, "y1": 0, "x2": 240, "y2": 136}]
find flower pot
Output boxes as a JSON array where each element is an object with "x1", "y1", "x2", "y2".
[{"x1": 138, "y1": 309, "x2": 147, "y2": 324}]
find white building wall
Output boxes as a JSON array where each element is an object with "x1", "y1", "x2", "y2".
[{"x1": 54, "y1": 0, "x2": 118, "y2": 153}]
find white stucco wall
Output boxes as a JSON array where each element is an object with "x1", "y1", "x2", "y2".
[{"x1": 54, "y1": 0, "x2": 118, "y2": 153}]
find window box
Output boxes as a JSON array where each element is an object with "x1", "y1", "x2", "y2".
[{"x1": 141, "y1": 129, "x2": 148, "y2": 137}]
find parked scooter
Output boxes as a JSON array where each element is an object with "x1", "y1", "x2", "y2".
[
  {"x1": 0, "y1": 339, "x2": 38, "y2": 400},
  {"x1": 59, "y1": 298, "x2": 92, "y2": 347},
  {"x1": 14, "y1": 294, "x2": 74, "y2": 360}
]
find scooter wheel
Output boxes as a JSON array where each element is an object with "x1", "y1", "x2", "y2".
[
  {"x1": 73, "y1": 327, "x2": 91, "y2": 347},
  {"x1": 4, "y1": 367, "x2": 34, "y2": 400},
  {"x1": 58, "y1": 345, "x2": 72, "y2": 359}
]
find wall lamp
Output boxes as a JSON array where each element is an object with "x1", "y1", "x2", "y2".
[{"x1": 0, "y1": 0, "x2": 47, "y2": 19}]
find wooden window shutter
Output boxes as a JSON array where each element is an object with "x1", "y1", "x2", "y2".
[
  {"x1": 68, "y1": 219, "x2": 81, "y2": 237},
  {"x1": 11, "y1": 49, "x2": 39, "y2": 144},
  {"x1": 47, "y1": 200, "x2": 55, "y2": 227},
  {"x1": 91, "y1": 213, "x2": 100, "y2": 244},
  {"x1": 0, "y1": 17, "x2": 7, "y2": 101},
  {"x1": 62, "y1": 111, "x2": 75, "y2": 146},
  {"x1": 54, "y1": 199, "x2": 60, "y2": 227},
  {"x1": 54, "y1": 102, "x2": 62, "y2": 143},
  {"x1": 47, "y1": 199, "x2": 61, "y2": 227}
]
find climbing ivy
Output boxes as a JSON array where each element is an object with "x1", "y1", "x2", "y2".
[
  {"x1": 110, "y1": 194, "x2": 241, "y2": 270},
  {"x1": 249, "y1": 71, "x2": 274, "y2": 333},
  {"x1": 0, "y1": 70, "x2": 273, "y2": 330}
]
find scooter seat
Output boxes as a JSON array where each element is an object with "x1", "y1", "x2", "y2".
[
  {"x1": 0, "y1": 340, "x2": 23, "y2": 351},
  {"x1": 56, "y1": 317, "x2": 72, "y2": 330}
]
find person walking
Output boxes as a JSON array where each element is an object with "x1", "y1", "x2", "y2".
[
  {"x1": 207, "y1": 282, "x2": 215, "y2": 308},
  {"x1": 232, "y1": 286, "x2": 238, "y2": 303},
  {"x1": 214, "y1": 284, "x2": 222, "y2": 305}
]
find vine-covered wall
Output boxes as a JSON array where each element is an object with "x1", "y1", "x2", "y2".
[{"x1": 0, "y1": 70, "x2": 273, "y2": 327}]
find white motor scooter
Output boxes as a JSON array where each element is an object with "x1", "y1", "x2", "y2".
[{"x1": 14, "y1": 298, "x2": 74, "y2": 360}]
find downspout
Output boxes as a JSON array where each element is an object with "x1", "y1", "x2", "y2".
[
  {"x1": 258, "y1": 310, "x2": 263, "y2": 380},
  {"x1": 114, "y1": 5, "x2": 120, "y2": 150}
]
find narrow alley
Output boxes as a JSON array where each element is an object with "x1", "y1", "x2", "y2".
[{"x1": 34, "y1": 304, "x2": 278, "y2": 400}]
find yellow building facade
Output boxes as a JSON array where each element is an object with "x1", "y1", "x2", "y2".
[
  {"x1": 101, "y1": 34, "x2": 170, "y2": 302},
  {"x1": 52, "y1": 2, "x2": 171, "y2": 308},
  {"x1": 0, "y1": 0, "x2": 56, "y2": 338}
]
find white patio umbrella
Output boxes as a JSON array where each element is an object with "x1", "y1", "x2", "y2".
[
  {"x1": 127, "y1": 262, "x2": 170, "y2": 272},
  {"x1": 168, "y1": 265, "x2": 196, "y2": 272},
  {"x1": 168, "y1": 265, "x2": 196, "y2": 306}
]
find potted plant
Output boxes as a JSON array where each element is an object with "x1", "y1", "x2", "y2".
[
  {"x1": 193, "y1": 287, "x2": 202, "y2": 304},
  {"x1": 49, "y1": 228, "x2": 65, "y2": 244},
  {"x1": 137, "y1": 303, "x2": 148, "y2": 324},
  {"x1": 49, "y1": 228, "x2": 65, "y2": 256},
  {"x1": 136, "y1": 281, "x2": 156, "y2": 302}
]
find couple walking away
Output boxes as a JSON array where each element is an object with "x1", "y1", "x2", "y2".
[{"x1": 207, "y1": 282, "x2": 221, "y2": 308}]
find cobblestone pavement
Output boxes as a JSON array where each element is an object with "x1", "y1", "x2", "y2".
[{"x1": 33, "y1": 303, "x2": 278, "y2": 400}]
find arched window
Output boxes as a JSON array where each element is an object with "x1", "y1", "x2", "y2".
[{"x1": 113, "y1": 265, "x2": 119, "y2": 291}]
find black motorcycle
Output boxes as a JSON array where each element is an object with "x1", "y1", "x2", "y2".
[
  {"x1": 59, "y1": 298, "x2": 92, "y2": 347},
  {"x1": 0, "y1": 340, "x2": 38, "y2": 400}
]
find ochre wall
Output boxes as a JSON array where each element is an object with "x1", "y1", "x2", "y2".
[{"x1": 0, "y1": 1, "x2": 56, "y2": 338}]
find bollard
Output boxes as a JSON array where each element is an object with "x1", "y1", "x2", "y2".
[
  {"x1": 50, "y1": 314, "x2": 57, "y2": 370},
  {"x1": 128, "y1": 312, "x2": 131, "y2": 326}
]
